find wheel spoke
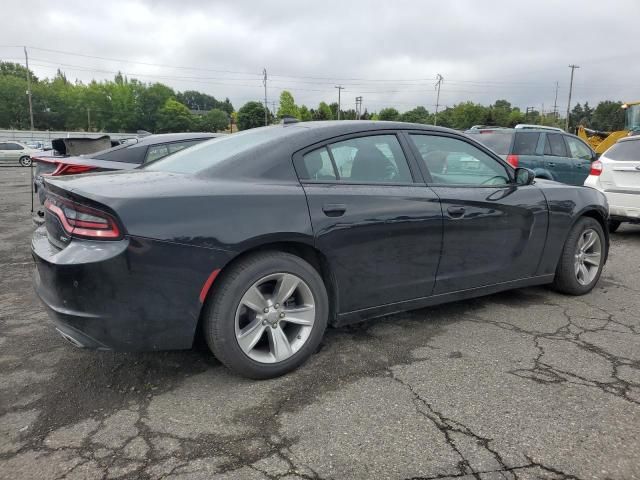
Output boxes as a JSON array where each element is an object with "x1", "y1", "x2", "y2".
[
  {"x1": 583, "y1": 253, "x2": 601, "y2": 266},
  {"x1": 283, "y1": 305, "x2": 315, "y2": 326},
  {"x1": 582, "y1": 231, "x2": 596, "y2": 251},
  {"x1": 237, "y1": 319, "x2": 266, "y2": 354},
  {"x1": 267, "y1": 326, "x2": 293, "y2": 362},
  {"x1": 579, "y1": 263, "x2": 590, "y2": 282},
  {"x1": 574, "y1": 260, "x2": 581, "y2": 276},
  {"x1": 241, "y1": 285, "x2": 268, "y2": 313},
  {"x1": 273, "y1": 274, "x2": 300, "y2": 305}
]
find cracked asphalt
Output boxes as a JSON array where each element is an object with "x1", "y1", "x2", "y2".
[{"x1": 1, "y1": 166, "x2": 639, "y2": 480}]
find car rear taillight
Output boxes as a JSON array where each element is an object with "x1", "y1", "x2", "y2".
[
  {"x1": 52, "y1": 163, "x2": 96, "y2": 176},
  {"x1": 506, "y1": 154, "x2": 519, "y2": 167},
  {"x1": 44, "y1": 195, "x2": 121, "y2": 240},
  {"x1": 589, "y1": 160, "x2": 603, "y2": 176}
]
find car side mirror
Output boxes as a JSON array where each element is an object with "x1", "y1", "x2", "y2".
[{"x1": 515, "y1": 167, "x2": 535, "y2": 186}]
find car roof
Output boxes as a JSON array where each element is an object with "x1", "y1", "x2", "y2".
[{"x1": 617, "y1": 134, "x2": 640, "y2": 143}]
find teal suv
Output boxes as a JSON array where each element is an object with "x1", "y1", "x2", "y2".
[{"x1": 466, "y1": 126, "x2": 597, "y2": 186}]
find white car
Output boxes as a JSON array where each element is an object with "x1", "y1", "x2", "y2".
[
  {"x1": 0, "y1": 141, "x2": 38, "y2": 166},
  {"x1": 585, "y1": 136, "x2": 640, "y2": 232}
]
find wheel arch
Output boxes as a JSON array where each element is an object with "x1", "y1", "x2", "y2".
[
  {"x1": 193, "y1": 239, "x2": 339, "y2": 346},
  {"x1": 572, "y1": 206, "x2": 610, "y2": 261}
]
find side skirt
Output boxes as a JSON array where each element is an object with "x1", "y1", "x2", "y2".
[{"x1": 334, "y1": 274, "x2": 555, "y2": 327}]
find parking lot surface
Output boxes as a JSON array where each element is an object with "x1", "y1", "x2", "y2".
[{"x1": 1, "y1": 166, "x2": 639, "y2": 480}]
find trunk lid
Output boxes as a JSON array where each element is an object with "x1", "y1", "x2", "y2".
[{"x1": 600, "y1": 139, "x2": 640, "y2": 194}]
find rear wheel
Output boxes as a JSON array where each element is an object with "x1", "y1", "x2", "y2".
[
  {"x1": 552, "y1": 217, "x2": 605, "y2": 295},
  {"x1": 19, "y1": 156, "x2": 32, "y2": 167},
  {"x1": 203, "y1": 252, "x2": 328, "y2": 379},
  {"x1": 608, "y1": 220, "x2": 621, "y2": 233}
]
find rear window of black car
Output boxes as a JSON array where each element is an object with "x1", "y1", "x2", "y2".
[
  {"x1": 144, "y1": 127, "x2": 298, "y2": 174},
  {"x1": 466, "y1": 132, "x2": 513, "y2": 155},
  {"x1": 604, "y1": 140, "x2": 640, "y2": 161},
  {"x1": 512, "y1": 132, "x2": 540, "y2": 155}
]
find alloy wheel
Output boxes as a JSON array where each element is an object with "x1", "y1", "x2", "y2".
[
  {"x1": 234, "y1": 272, "x2": 316, "y2": 364},
  {"x1": 19, "y1": 156, "x2": 32, "y2": 167},
  {"x1": 574, "y1": 228, "x2": 602, "y2": 286}
]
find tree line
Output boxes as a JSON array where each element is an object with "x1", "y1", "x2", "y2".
[{"x1": 0, "y1": 61, "x2": 628, "y2": 134}]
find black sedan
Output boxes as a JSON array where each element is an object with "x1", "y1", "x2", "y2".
[{"x1": 32, "y1": 121, "x2": 609, "y2": 379}]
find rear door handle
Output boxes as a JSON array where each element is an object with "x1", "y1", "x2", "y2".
[
  {"x1": 322, "y1": 203, "x2": 346, "y2": 217},
  {"x1": 447, "y1": 206, "x2": 465, "y2": 218}
]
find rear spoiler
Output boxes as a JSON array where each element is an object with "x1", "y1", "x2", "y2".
[{"x1": 51, "y1": 136, "x2": 113, "y2": 156}]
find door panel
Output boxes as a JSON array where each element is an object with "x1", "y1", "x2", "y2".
[
  {"x1": 304, "y1": 183, "x2": 443, "y2": 312},
  {"x1": 564, "y1": 135, "x2": 594, "y2": 185},
  {"x1": 431, "y1": 185, "x2": 548, "y2": 293},
  {"x1": 543, "y1": 133, "x2": 574, "y2": 183}
]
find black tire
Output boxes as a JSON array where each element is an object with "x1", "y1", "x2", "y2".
[
  {"x1": 19, "y1": 156, "x2": 32, "y2": 167},
  {"x1": 551, "y1": 217, "x2": 606, "y2": 295},
  {"x1": 203, "y1": 251, "x2": 328, "y2": 379},
  {"x1": 608, "y1": 220, "x2": 621, "y2": 233}
]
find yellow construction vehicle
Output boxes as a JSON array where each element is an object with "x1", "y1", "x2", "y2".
[{"x1": 578, "y1": 101, "x2": 640, "y2": 154}]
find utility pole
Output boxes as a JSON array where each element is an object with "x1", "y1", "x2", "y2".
[
  {"x1": 565, "y1": 65, "x2": 579, "y2": 131},
  {"x1": 24, "y1": 47, "x2": 34, "y2": 131},
  {"x1": 335, "y1": 85, "x2": 344, "y2": 120},
  {"x1": 553, "y1": 81, "x2": 559, "y2": 119},
  {"x1": 434, "y1": 74, "x2": 444, "y2": 126},
  {"x1": 263, "y1": 68, "x2": 268, "y2": 126},
  {"x1": 355, "y1": 96, "x2": 362, "y2": 120},
  {"x1": 87, "y1": 107, "x2": 91, "y2": 131}
]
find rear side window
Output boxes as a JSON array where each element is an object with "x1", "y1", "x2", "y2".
[
  {"x1": 604, "y1": 140, "x2": 640, "y2": 161},
  {"x1": 513, "y1": 132, "x2": 540, "y2": 155},
  {"x1": 466, "y1": 132, "x2": 513, "y2": 155},
  {"x1": 301, "y1": 148, "x2": 337, "y2": 180},
  {"x1": 168, "y1": 139, "x2": 203, "y2": 154},
  {"x1": 329, "y1": 135, "x2": 412, "y2": 183},
  {"x1": 146, "y1": 144, "x2": 170, "y2": 163},
  {"x1": 544, "y1": 133, "x2": 567, "y2": 157}
]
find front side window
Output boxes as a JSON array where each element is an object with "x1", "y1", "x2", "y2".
[
  {"x1": 565, "y1": 136, "x2": 593, "y2": 160},
  {"x1": 513, "y1": 132, "x2": 540, "y2": 155},
  {"x1": 5, "y1": 143, "x2": 23, "y2": 151},
  {"x1": 410, "y1": 134, "x2": 510, "y2": 186},
  {"x1": 328, "y1": 134, "x2": 412, "y2": 183}
]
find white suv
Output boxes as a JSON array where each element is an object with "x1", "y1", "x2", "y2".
[{"x1": 585, "y1": 136, "x2": 640, "y2": 232}]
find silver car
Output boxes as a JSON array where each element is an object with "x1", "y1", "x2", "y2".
[{"x1": 0, "y1": 141, "x2": 37, "y2": 166}]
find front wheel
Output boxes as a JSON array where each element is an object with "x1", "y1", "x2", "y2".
[
  {"x1": 203, "y1": 252, "x2": 328, "y2": 379},
  {"x1": 19, "y1": 156, "x2": 32, "y2": 167},
  {"x1": 551, "y1": 217, "x2": 606, "y2": 295}
]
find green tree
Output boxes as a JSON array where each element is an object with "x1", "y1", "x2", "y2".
[
  {"x1": 277, "y1": 90, "x2": 299, "y2": 119},
  {"x1": 400, "y1": 106, "x2": 431, "y2": 124},
  {"x1": 156, "y1": 98, "x2": 195, "y2": 132},
  {"x1": 299, "y1": 105, "x2": 312, "y2": 121},
  {"x1": 378, "y1": 107, "x2": 400, "y2": 121},
  {"x1": 312, "y1": 102, "x2": 333, "y2": 121},
  {"x1": 136, "y1": 83, "x2": 175, "y2": 132},
  {"x1": 199, "y1": 108, "x2": 229, "y2": 132},
  {"x1": 591, "y1": 101, "x2": 625, "y2": 132},
  {"x1": 449, "y1": 102, "x2": 489, "y2": 129},
  {"x1": 237, "y1": 101, "x2": 267, "y2": 130}
]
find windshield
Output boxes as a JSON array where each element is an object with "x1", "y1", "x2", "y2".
[
  {"x1": 144, "y1": 126, "x2": 300, "y2": 174},
  {"x1": 625, "y1": 104, "x2": 640, "y2": 131},
  {"x1": 466, "y1": 132, "x2": 513, "y2": 155},
  {"x1": 604, "y1": 140, "x2": 640, "y2": 161}
]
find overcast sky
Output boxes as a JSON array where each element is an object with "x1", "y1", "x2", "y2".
[{"x1": 2, "y1": 0, "x2": 638, "y2": 114}]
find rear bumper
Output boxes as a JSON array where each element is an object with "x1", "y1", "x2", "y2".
[
  {"x1": 606, "y1": 192, "x2": 640, "y2": 222},
  {"x1": 32, "y1": 226, "x2": 233, "y2": 351}
]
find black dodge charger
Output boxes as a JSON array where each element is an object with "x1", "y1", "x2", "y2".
[{"x1": 33, "y1": 121, "x2": 609, "y2": 378}]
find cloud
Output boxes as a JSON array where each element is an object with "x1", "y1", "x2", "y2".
[{"x1": 3, "y1": 0, "x2": 638, "y2": 113}]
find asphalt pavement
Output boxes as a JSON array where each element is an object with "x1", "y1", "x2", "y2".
[{"x1": 1, "y1": 166, "x2": 639, "y2": 479}]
